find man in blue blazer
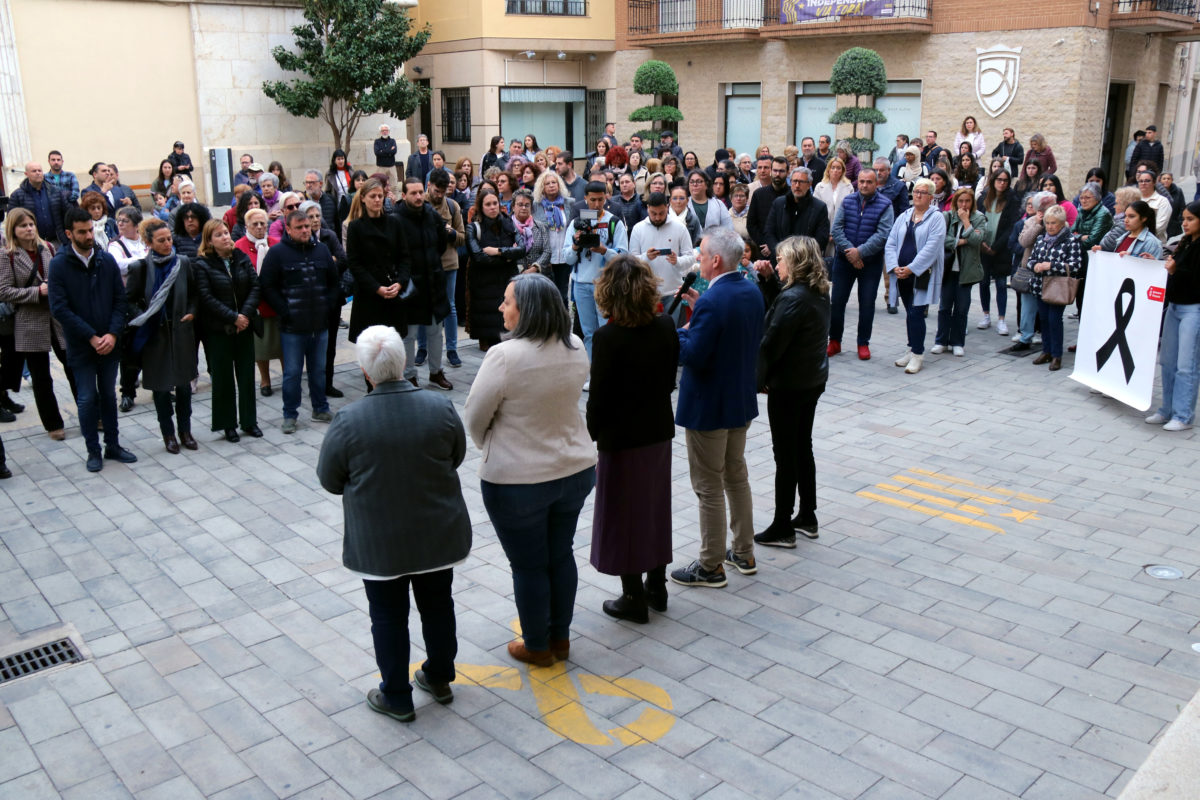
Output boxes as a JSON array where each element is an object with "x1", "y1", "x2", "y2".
[{"x1": 671, "y1": 227, "x2": 765, "y2": 589}]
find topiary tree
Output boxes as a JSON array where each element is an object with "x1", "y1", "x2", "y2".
[
  {"x1": 828, "y1": 47, "x2": 888, "y2": 156},
  {"x1": 628, "y1": 60, "x2": 683, "y2": 142}
]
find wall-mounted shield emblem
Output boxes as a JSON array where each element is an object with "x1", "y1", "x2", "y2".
[{"x1": 976, "y1": 46, "x2": 1021, "y2": 118}]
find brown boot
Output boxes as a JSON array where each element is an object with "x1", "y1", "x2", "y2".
[
  {"x1": 507, "y1": 640, "x2": 554, "y2": 667},
  {"x1": 550, "y1": 639, "x2": 570, "y2": 662},
  {"x1": 428, "y1": 371, "x2": 453, "y2": 391},
  {"x1": 164, "y1": 434, "x2": 180, "y2": 454},
  {"x1": 1049, "y1": 358, "x2": 1062, "y2": 371}
]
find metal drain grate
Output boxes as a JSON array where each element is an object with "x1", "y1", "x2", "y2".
[{"x1": 0, "y1": 639, "x2": 82, "y2": 684}]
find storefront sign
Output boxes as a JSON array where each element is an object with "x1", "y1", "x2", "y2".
[
  {"x1": 976, "y1": 45, "x2": 1021, "y2": 117},
  {"x1": 779, "y1": 0, "x2": 896, "y2": 25},
  {"x1": 1071, "y1": 251, "x2": 1168, "y2": 410}
]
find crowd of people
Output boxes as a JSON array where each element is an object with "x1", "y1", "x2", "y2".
[{"x1": 0, "y1": 119, "x2": 1197, "y2": 722}]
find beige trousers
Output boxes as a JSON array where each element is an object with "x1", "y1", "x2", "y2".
[{"x1": 686, "y1": 425, "x2": 755, "y2": 571}]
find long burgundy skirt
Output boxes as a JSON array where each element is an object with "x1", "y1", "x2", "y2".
[{"x1": 589, "y1": 440, "x2": 673, "y2": 576}]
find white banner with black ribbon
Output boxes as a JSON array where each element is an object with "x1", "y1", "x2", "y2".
[{"x1": 1070, "y1": 251, "x2": 1169, "y2": 410}]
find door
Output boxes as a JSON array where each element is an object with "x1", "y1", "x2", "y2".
[
  {"x1": 724, "y1": 84, "x2": 761, "y2": 158},
  {"x1": 1102, "y1": 82, "x2": 1132, "y2": 182}
]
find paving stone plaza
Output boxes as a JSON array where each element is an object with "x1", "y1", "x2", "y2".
[{"x1": 0, "y1": 297, "x2": 1198, "y2": 800}]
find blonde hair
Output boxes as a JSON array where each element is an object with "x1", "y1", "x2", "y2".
[
  {"x1": 1043, "y1": 204, "x2": 1067, "y2": 225},
  {"x1": 776, "y1": 236, "x2": 830, "y2": 295},
  {"x1": 244, "y1": 208, "x2": 269, "y2": 226},
  {"x1": 197, "y1": 219, "x2": 231, "y2": 258},
  {"x1": 3, "y1": 208, "x2": 44, "y2": 253},
  {"x1": 532, "y1": 169, "x2": 569, "y2": 205},
  {"x1": 1114, "y1": 186, "x2": 1140, "y2": 211},
  {"x1": 822, "y1": 157, "x2": 851, "y2": 186}
]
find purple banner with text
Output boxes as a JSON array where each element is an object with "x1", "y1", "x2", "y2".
[{"x1": 779, "y1": 0, "x2": 896, "y2": 24}]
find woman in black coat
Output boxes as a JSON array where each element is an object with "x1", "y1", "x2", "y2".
[
  {"x1": 126, "y1": 218, "x2": 199, "y2": 454},
  {"x1": 977, "y1": 170, "x2": 1022, "y2": 334},
  {"x1": 194, "y1": 220, "x2": 262, "y2": 442},
  {"x1": 346, "y1": 179, "x2": 410, "y2": 380},
  {"x1": 467, "y1": 188, "x2": 523, "y2": 349},
  {"x1": 587, "y1": 255, "x2": 679, "y2": 623},
  {"x1": 754, "y1": 235, "x2": 831, "y2": 547}
]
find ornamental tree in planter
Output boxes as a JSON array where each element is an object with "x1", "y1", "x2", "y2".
[
  {"x1": 828, "y1": 47, "x2": 888, "y2": 156},
  {"x1": 628, "y1": 60, "x2": 682, "y2": 142}
]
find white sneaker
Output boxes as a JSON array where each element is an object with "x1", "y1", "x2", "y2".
[
  {"x1": 1145, "y1": 413, "x2": 1168, "y2": 424},
  {"x1": 1163, "y1": 419, "x2": 1192, "y2": 432},
  {"x1": 1032, "y1": 334, "x2": 1042, "y2": 345},
  {"x1": 582, "y1": 380, "x2": 590, "y2": 392},
  {"x1": 930, "y1": 344, "x2": 946, "y2": 354},
  {"x1": 953, "y1": 346, "x2": 964, "y2": 357},
  {"x1": 894, "y1": 350, "x2": 912, "y2": 367},
  {"x1": 977, "y1": 314, "x2": 991, "y2": 330},
  {"x1": 1011, "y1": 332, "x2": 1022, "y2": 342},
  {"x1": 905, "y1": 354, "x2": 924, "y2": 374},
  {"x1": 997, "y1": 319, "x2": 1009, "y2": 336}
]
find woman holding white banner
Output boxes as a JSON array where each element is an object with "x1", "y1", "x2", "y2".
[
  {"x1": 1146, "y1": 201, "x2": 1200, "y2": 432},
  {"x1": 1029, "y1": 205, "x2": 1080, "y2": 371},
  {"x1": 1092, "y1": 201, "x2": 1162, "y2": 261}
]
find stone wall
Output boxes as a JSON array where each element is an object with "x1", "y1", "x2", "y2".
[{"x1": 617, "y1": 28, "x2": 1188, "y2": 192}]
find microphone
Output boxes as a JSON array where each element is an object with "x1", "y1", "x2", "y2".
[{"x1": 667, "y1": 271, "x2": 698, "y2": 316}]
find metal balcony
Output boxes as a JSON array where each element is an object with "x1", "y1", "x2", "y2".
[{"x1": 1110, "y1": 0, "x2": 1198, "y2": 34}]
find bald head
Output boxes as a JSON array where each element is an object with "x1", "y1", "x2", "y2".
[{"x1": 24, "y1": 163, "x2": 44, "y2": 188}]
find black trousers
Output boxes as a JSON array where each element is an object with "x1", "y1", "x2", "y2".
[
  {"x1": 119, "y1": 347, "x2": 142, "y2": 398},
  {"x1": 22, "y1": 338, "x2": 76, "y2": 431},
  {"x1": 153, "y1": 385, "x2": 192, "y2": 437},
  {"x1": 205, "y1": 331, "x2": 256, "y2": 431},
  {"x1": 325, "y1": 303, "x2": 343, "y2": 388},
  {"x1": 0, "y1": 333, "x2": 22, "y2": 393},
  {"x1": 363, "y1": 569, "x2": 457, "y2": 710},
  {"x1": 767, "y1": 384, "x2": 825, "y2": 524}
]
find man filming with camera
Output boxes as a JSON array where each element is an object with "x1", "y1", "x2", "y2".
[{"x1": 561, "y1": 181, "x2": 628, "y2": 364}]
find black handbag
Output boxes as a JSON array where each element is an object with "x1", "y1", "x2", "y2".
[{"x1": 1010, "y1": 263, "x2": 1034, "y2": 293}]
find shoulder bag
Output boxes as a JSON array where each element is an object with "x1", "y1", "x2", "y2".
[{"x1": 1040, "y1": 238, "x2": 1078, "y2": 306}]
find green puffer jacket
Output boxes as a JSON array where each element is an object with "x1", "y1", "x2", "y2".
[{"x1": 944, "y1": 209, "x2": 990, "y2": 285}]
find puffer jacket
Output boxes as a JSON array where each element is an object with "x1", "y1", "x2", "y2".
[
  {"x1": 258, "y1": 236, "x2": 337, "y2": 334},
  {"x1": 193, "y1": 248, "x2": 261, "y2": 336},
  {"x1": 394, "y1": 201, "x2": 450, "y2": 325}
]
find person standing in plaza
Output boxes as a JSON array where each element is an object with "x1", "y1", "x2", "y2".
[
  {"x1": 420, "y1": 171, "x2": 466, "y2": 369},
  {"x1": 317, "y1": 324, "x2": 472, "y2": 722},
  {"x1": 259, "y1": 210, "x2": 338, "y2": 433},
  {"x1": 670, "y1": 228, "x2": 764, "y2": 589},
  {"x1": 194, "y1": 220, "x2": 262, "y2": 442},
  {"x1": 886, "y1": 178, "x2": 946, "y2": 374},
  {"x1": 463, "y1": 273, "x2": 595, "y2": 667},
  {"x1": 1147, "y1": 201, "x2": 1200, "y2": 431},
  {"x1": 395, "y1": 177, "x2": 453, "y2": 390},
  {"x1": 561, "y1": 181, "x2": 628, "y2": 362},
  {"x1": 48, "y1": 208, "x2": 138, "y2": 472},
  {"x1": 9, "y1": 162, "x2": 68, "y2": 246},
  {"x1": 587, "y1": 255, "x2": 679, "y2": 622},
  {"x1": 45, "y1": 150, "x2": 79, "y2": 205},
  {"x1": 754, "y1": 236, "x2": 830, "y2": 547},
  {"x1": 374, "y1": 124, "x2": 401, "y2": 184},
  {"x1": 125, "y1": 218, "x2": 199, "y2": 455},
  {"x1": 828, "y1": 168, "x2": 894, "y2": 360}
]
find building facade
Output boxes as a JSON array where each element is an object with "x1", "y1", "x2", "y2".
[
  {"x1": 0, "y1": 0, "x2": 407, "y2": 202},
  {"x1": 405, "y1": 0, "x2": 618, "y2": 166},
  {"x1": 610, "y1": 0, "x2": 1200, "y2": 192}
]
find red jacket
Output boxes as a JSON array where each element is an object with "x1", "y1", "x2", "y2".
[{"x1": 234, "y1": 235, "x2": 280, "y2": 317}]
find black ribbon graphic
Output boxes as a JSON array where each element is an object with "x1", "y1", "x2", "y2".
[{"x1": 1095, "y1": 277, "x2": 1136, "y2": 383}]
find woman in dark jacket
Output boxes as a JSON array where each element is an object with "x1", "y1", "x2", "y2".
[
  {"x1": 976, "y1": 170, "x2": 1022, "y2": 335},
  {"x1": 345, "y1": 179, "x2": 410, "y2": 367},
  {"x1": 467, "y1": 188, "x2": 523, "y2": 350},
  {"x1": 1029, "y1": 204, "x2": 1080, "y2": 371},
  {"x1": 1148, "y1": 200, "x2": 1200, "y2": 431},
  {"x1": 754, "y1": 236, "x2": 831, "y2": 547},
  {"x1": 1160, "y1": 172, "x2": 1187, "y2": 238},
  {"x1": 194, "y1": 220, "x2": 262, "y2": 442},
  {"x1": 172, "y1": 202, "x2": 211, "y2": 258},
  {"x1": 587, "y1": 255, "x2": 679, "y2": 623},
  {"x1": 126, "y1": 218, "x2": 199, "y2": 453}
]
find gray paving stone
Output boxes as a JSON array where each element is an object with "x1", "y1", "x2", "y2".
[
  {"x1": 32, "y1": 728, "x2": 109, "y2": 791},
  {"x1": 137, "y1": 636, "x2": 201, "y2": 676},
  {"x1": 165, "y1": 663, "x2": 239, "y2": 712},
  {"x1": 997, "y1": 729, "x2": 1123, "y2": 793},
  {"x1": 199, "y1": 697, "x2": 279, "y2": 752},
  {"x1": 59, "y1": 770, "x2": 134, "y2": 800},
  {"x1": 169, "y1": 734, "x2": 254, "y2": 795},
  {"x1": 74, "y1": 693, "x2": 148, "y2": 747},
  {"x1": 99, "y1": 731, "x2": 182, "y2": 795},
  {"x1": 0, "y1": 769, "x2": 60, "y2": 800},
  {"x1": 105, "y1": 661, "x2": 175, "y2": 709},
  {"x1": 762, "y1": 735, "x2": 882, "y2": 798},
  {"x1": 239, "y1": 737, "x2": 328, "y2": 798},
  {"x1": 842, "y1": 734, "x2": 961, "y2": 797},
  {"x1": 135, "y1": 773, "x2": 206, "y2": 800},
  {"x1": 756, "y1": 698, "x2": 866, "y2": 755},
  {"x1": 609, "y1": 743, "x2": 720, "y2": 800},
  {"x1": 920, "y1": 731, "x2": 1042, "y2": 795},
  {"x1": 134, "y1": 696, "x2": 211, "y2": 751},
  {"x1": 263, "y1": 698, "x2": 347, "y2": 754},
  {"x1": 7, "y1": 690, "x2": 80, "y2": 744}
]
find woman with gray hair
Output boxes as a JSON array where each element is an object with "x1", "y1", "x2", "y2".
[
  {"x1": 317, "y1": 324, "x2": 472, "y2": 723},
  {"x1": 1071, "y1": 182, "x2": 1113, "y2": 318},
  {"x1": 1012, "y1": 191, "x2": 1061, "y2": 350},
  {"x1": 463, "y1": 273, "x2": 596, "y2": 668},
  {"x1": 1028, "y1": 204, "x2": 1080, "y2": 371},
  {"x1": 834, "y1": 140, "x2": 863, "y2": 189},
  {"x1": 301, "y1": 199, "x2": 348, "y2": 397}
]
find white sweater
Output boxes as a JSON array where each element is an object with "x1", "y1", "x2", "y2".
[{"x1": 628, "y1": 216, "x2": 697, "y2": 296}]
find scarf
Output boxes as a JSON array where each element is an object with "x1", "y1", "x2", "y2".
[
  {"x1": 128, "y1": 250, "x2": 181, "y2": 353},
  {"x1": 247, "y1": 233, "x2": 269, "y2": 270},
  {"x1": 93, "y1": 218, "x2": 110, "y2": 251},
  {"x1": 539, "y1": 197, "x2": 566, "y2": 231},
  {"x1": 513, "y1": 214, "x2": 535, "y2": 250}
]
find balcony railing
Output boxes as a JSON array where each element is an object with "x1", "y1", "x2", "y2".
[
  {"x1": 507, "y1": 0, "x2": 589, "y2": 16},
  {"x1": 1113, "y1": 0, "x2": 1195, "y2": 12},
  {"x1": 627, "y1": 0, "x2": 930, "y2": 39},
  {"x1": 1110, "y1": 0, "x2": 1198, "y2": 32}
]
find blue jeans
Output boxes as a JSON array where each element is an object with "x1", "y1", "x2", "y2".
[
  {"x1": 573, "y1": 280, "x2": 602, "y2": 360},
  {"x1": 978, "y1": 276, "x2": 1008, "y2": 318},
  {"x1": 1036, "y1": 298, "x2": 1065, "y2": 357},
  {"x1": 73, "y1": 353, "x2": 120, "y2": 453},
  {"x1": 1158, "y1": 302, "x2": 1200, "y2": 424},
  {"x1": 280, "y1": 330, "x2": 328, "y2": 419},
  {"x1": 829, "y1": 258, "x2": 883, "y2": 346},
  {"x1": 417, "y1": 270, "x2": 458, "y2": 353},
  {"x1": 1018, "y1": 291, "x2": 1038, "y2": 342},
  {"x1": 481, "y1": 467, "x2": 596, "y2": 651},
  {"x1": 895, "y1": 276, "x2": 927, "y2": 354},
  {"x1": 935, "y1": 269, "x2": 972, "y2": 347}
]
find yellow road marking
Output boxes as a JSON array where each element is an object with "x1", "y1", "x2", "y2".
[
  {"x1": 891, "y1": 474, "x2": 1013, "y2": 506},
  {"x1": 877, "y1": 483, "x2": 991, "y2": 516},
  {"x1": 857, "y1": 490, "x2": 1007, "y2": 534},
  {"x1": 908, "y1": 468, "x2": 1051, "y2": 503}
]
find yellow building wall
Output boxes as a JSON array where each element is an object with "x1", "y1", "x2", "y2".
[
  {"x1": 419, "y1": 0, "x2": 614, "y2": 43},
  {"x1": 11, "y1": 0, "x2": 202, "y2": 188}
]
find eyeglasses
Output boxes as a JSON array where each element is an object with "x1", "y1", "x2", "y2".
[
  {"x1": 912, "y1": 189, "x2": 931, "y2": 196},
  {"x1": 284, "y1": 203, "x2": 300, "y2": 210},
  {"x1": 1137, "y1": 177, "x2": 1153, "y2": 184}
]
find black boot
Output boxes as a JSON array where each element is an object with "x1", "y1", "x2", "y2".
[
  {"x1": 0, "y1": 436, "x2": 10, "y2": 478},
  {"x1": 603, "y1": 574, "x2": 649, "y2": 624},
  {"x1": 644, "y1": 566, "x2": 668, "y2": 613},
  {"x1": 0, "y1": 391, "x2": 24, "y2": 414}
]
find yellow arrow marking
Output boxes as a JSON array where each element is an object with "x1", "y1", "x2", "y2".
[
  {"x1": 891, "y1": 474, "x2": 1012, "y2": 506},
  {"x1": 995, "y1": 508, "x2": 1041, "y2": 523},
  {"x1": 908, "y1": 468, "x2": 1051, "y2": 504},
  {"x1": 877, "y1": 483, "x2": 991, "y2": 516},
  {"x1": 857, "y1": 490, "x2": 1006, "y2": 534}
]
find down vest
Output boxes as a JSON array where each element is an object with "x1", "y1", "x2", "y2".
[{"x1": 257, "y1": 237, "x2": 338, "y2": 334}]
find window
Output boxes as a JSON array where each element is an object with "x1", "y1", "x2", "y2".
[
  {"x1": 441, "y1": 88, "x2": 471, "y2": 144},
  {"x1": 506, "y1": 0, "x2": 588, "y2": 15},
  {"x1": 724, "y1": 83, "x2": 761, "y2": 160},
  {"x1": 793, "y1": 82, "x2": 836, "y2": 149}
]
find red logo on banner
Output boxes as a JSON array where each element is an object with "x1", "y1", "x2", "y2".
[{"x1": 1147, "y1": 286, "x2": 1166, "y2": 302}]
